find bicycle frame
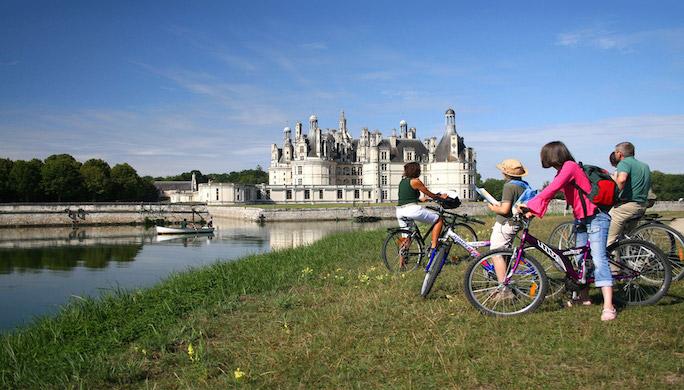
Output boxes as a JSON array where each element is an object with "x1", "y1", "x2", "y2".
[{"x1": 424, "y1": 225, "x2": 490, "y2": 271}]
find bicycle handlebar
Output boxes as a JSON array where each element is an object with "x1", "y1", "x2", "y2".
[{"x1": 425, "y1": 204, "x2": 485, "y2": 225}]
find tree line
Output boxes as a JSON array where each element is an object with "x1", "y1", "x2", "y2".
[
  {"x1": 477, "y1": 171, "x2": 684, "y2": 201},
  {"x1": 154, "y1": 165, "x2": 268, "y2": 185},
  {"x1": 0, "y1": 155, "x2": 159, "y2": 202}
]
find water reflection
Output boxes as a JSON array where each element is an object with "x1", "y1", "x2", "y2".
[{"x1": 0, "y1": 218, "x2": 394, "y2": 331}]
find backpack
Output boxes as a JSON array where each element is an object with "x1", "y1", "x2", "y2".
[
  {"x1": 508, "y1": 179, "x2": 538, "y2": 207},
  {"x1": 573, "y1": 162, "x2": 619, "y2": 213}
]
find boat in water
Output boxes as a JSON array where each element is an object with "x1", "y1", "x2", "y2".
[{"x1": 155, "y1": 226, "x2": 215, "y2": 235}]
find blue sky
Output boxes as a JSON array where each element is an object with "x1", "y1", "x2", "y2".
[{"x1": 1, "y1": 0, "x2": 682, "y2": 187}]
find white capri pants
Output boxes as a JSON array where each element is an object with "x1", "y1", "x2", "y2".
[{"x1": 396, "y1": 203, "x2": 439, "y2": 228}]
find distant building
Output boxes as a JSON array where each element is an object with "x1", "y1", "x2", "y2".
[
  {"x1": 161, "y1": 108, "x2": 478, "y2": 204},
  {"x1": 266, "y1": 108, "x2": 477, "y2": 203}
]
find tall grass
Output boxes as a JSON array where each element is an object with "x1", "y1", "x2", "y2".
[{"x1": 1, "y1": 214, "x2": 682, "y2": 388}]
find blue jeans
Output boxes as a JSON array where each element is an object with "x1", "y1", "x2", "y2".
[{"x1": 575, "y1": 210, "x2": 613, "y2": 287}]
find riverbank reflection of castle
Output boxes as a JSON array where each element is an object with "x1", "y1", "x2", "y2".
[{"x1": 164, "y1": 108, "x2": 478, "y2": 204}]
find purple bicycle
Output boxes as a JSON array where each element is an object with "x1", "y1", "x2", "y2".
[{"x1": 464, "y1": 215, "x2": 672, "y2": 316}]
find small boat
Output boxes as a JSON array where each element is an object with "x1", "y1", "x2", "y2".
[
  {"x1": 155, "y1": 226, "x2": 215, "y2": 235},
  {"x1": 354, "y1": 215, "x2": 382, "y2": 223}
]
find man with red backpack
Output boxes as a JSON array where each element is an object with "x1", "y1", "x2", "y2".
[{"x1": 607, "y1": 142, "x2": 652, "y2": 246}]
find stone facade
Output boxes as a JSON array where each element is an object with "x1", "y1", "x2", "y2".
[{"x1": 267, "y1": 108, "x2": 478, "y2": 204}]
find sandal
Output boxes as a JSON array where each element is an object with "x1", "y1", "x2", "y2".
[{"x1": 601, "y1": 307, "x2": 617, "y2": 321}]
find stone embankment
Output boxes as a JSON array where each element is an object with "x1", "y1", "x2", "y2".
[
  {"x1": 1, "y1": 200, "x2": 682, "y2": 226},
  {"x1": 210, "y1": 200, "x2": 684, "y2": 222},
  {"x1": 0, "y1": 203, "x2": 207, "y2": 227}
]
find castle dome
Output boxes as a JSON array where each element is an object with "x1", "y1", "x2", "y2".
[
  {"x1": 309, "y1": 114, "x2": 318, "y2": 121},
  {"x1": 399, "y1": 120, "x2": 407, "y2": 126},
  {"x1": 445, "y1": 108, "x2": 455, "y2": 116},
  {"x1": 283, "y1": 126, "x2": 291, "y2": 132}
]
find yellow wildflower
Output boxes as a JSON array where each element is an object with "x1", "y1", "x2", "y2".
[
  {"x1": 187, "y1": 343, "x2": 197, "y2": 362},
  {"x1": 234, "y1": 367, "x2": 245, "y2": 380}
]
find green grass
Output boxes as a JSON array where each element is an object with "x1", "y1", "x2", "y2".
[{"x1": 1, "y1": 214, "x2": 683, "y2": 388}]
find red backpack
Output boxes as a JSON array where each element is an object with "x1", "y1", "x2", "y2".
[{"x1": 573, "y1": 162, "x2": 619, "y2": 213}]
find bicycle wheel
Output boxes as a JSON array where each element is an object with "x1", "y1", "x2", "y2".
[
  {"x1": 382, "y1": 229, "x2": 423, "y2": 273},
  {"x1": 548, "y1": 221, "x2": 575, "y2": 250},
  {"x1": 463, "y1": 249, "x2": 548, "y2": 316},
  {"x1": 420, "y1": 245, "x2": 448, "y2": 297},
  {"x1": 630, "y1": 222, "x2": 684, "y2": 281},
  {"x1": 449, "y1": 223, "x2": 479, "y2": 261},
  {"x1": 610, "y1": 239, "x2": 672, "y2": 306}
]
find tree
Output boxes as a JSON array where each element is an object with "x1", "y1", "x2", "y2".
[
  {"x1": 80, "y1": 159, "x2": 112, "y2": 201},
  {"x1": 0, "y1": 158, "x2": 14, "y2": 202},
  {"x1": 651, "y1": 171, "x2": 684, "y2": 201},
  {"x1": 41, "y1": 154, "x2": 84, "y2": 201},
  {"x1": 9, "y1": 159, "x2": 43, "y2": 201},
  {"x1": 480, "y1": 178, "x2": 505, "y2": 201},
  {"x1": 111, "y1": 163, "x2": 142, "y2": 201}
]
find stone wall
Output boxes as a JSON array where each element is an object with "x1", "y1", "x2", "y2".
[
  {"x1": 2, "y1": 200, "x2": 681, "y2": 226},
  {"x1": 0, "y1": 203, "x2": 208, "y2": 227}
]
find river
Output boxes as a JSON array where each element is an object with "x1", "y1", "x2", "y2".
[{"x1": 0, "y1": 217, "x2": 393, "y2": 332}]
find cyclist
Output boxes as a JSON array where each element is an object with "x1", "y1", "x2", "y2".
[
  {"x1": 396, "y1": 162, "x2": 448, "y2": 262},
  {"x1": 486, "y1": 159, "x2": 531, "y2": 299},
  {"x1": 520, "y1": 141, "x2": 616, "y2": 321},
  {"x1": 608, "y1": 142, "x2": 652, "y2": 246}
]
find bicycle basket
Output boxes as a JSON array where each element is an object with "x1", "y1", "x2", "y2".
[{"x1": 440, "y1": 196, "x2": 461, "y2": 209}]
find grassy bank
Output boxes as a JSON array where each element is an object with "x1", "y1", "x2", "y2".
[{"x1": 1, "y1": 214, "x2": 683, "y2": 388}]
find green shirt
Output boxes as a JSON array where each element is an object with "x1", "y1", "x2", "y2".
[
  {"x1": 616, "y1": 156, "x2": 651, "y2": 203},
  {"x1": 397, "y1": 178, "x2": 420, "y2": 206},
  {"x1": 495, "y1": 180, "x2": 525, "y2": 224}
]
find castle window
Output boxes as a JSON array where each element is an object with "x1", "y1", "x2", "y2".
[
  {"x1": 351, "y1": 167, "x2": 357, "y2": 175},
  {"x1": 216, "y1": 188, "x2": 219, "y2": 201},
  {"x1": 381, "y1": 163, "x2": 387, "y2": 171},
  {"x1": 337, "y1": 190, "x2": 343, "y2": 199},
  {"x1": 463, "y1": 175, "x2": 467, "y2": 184},
  {"x1": 319, "y1": 190, "x2": 324, "y2": 199},
  {"x1": 381, "y1": 151, "x2": 388, "y2": 160},
  {"x1": 367, "y1": 191, "x2": 371, "y2": 199},
  {"x1": 297, "y1": 166, "x2": 302, "y2": 174},
  {"x1": 382, "y1": 190, "x2": 388, "y2": 200},
  {"x1": 354, "y1": 190, "x2": 360, "y2": 199},
  {"x1": 463, "y1": 189, "x2": 467, "y2": 199},
  {"x1": 297, "y1": 178, "x2": 302, "y2": 185},
  {"x1": 286, "y1": 190, "x2": 292, "y2": 200},
  {"x1": 304, "y1": 190, "x2": 310, "y2": 200},
  {"x1": 406, "y1": 152, "x2": 413, "y2": 161},
  {"x1": 381, "y1": 175, "x2": 388, "y2": 186}
]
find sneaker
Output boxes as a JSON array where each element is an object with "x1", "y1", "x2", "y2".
[{"x1": 601, "y1": 307, "x2": 617, "y2": 321}]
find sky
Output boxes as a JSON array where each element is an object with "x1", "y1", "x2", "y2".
[{"x1": 0, "y1": 0, "x2": 683, "y2": 187}]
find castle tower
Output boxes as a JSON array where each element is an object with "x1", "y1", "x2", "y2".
[
  {"x1": 445, "y1": 107, "x2": 456, "y2": 135},
  {"x1": 400, "y1": 120, "x2": 408, "y2": 138}
]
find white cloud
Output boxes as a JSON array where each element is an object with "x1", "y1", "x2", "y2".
[
  {"x1": 556, "y1": 26, "x2": 684, "y2": 52},
  {"x1": 468, "y1": 115, "x2": 684, "y2": 187}
]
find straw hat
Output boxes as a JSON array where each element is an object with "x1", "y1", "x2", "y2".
[{"x1": 496, "y1": 159, "x2": 528, "y2": 177}]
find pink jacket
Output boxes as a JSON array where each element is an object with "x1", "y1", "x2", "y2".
[{"x1": 526, "y1": 161, "x2": 597, "y2": 219}]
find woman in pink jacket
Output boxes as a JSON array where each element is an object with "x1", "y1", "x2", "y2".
[{"x1": 522, "y1": 141, "x2": 616, "y2": 321}]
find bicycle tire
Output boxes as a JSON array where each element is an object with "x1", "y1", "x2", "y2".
[
  {"x1": 382, "y1": 229, "x2": 424, "y2": 273},
  {"x1": 548, "y1": 221, "x2": 575, "y2": 250},
  {"x1": 420, "y1": 245, "x2": 448, "y2": 297},
  {"x1": 630, "y1": 222, "x2": 684, "y2": 281},
  {"x1": 610, "y1": 239, "x2": 672, "y2": 306},
  {"x1": 463, "y1": 249, "x2": 548, "y2": 316},
  {"x1": 449, "y1": 223, "x2": 479, "y2": 261}
]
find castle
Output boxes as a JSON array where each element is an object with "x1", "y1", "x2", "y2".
[
  {"x1": 160, "y1": 108, "x2": 478, "y2": 204},
  {"x1": 265, "y1": 108, "x2": 478, "y2": 203}
]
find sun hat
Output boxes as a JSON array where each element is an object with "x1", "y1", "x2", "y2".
[{"x1": 496, "y1": 159, "x2": 528, "y2": 177}]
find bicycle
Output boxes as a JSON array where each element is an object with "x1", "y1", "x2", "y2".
[
  {"x1": 418, "y1": 203, "x2": 491, "y2": 297},
  {"x1": 549, "y1": 213, "x2": 684, "y2": 281},
  {"x1": 382, "y1": 203, "x2": 485, "y2": 273},
  {"x1": 464, "y1": 215, "x2": 672, "y2": 316}
]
